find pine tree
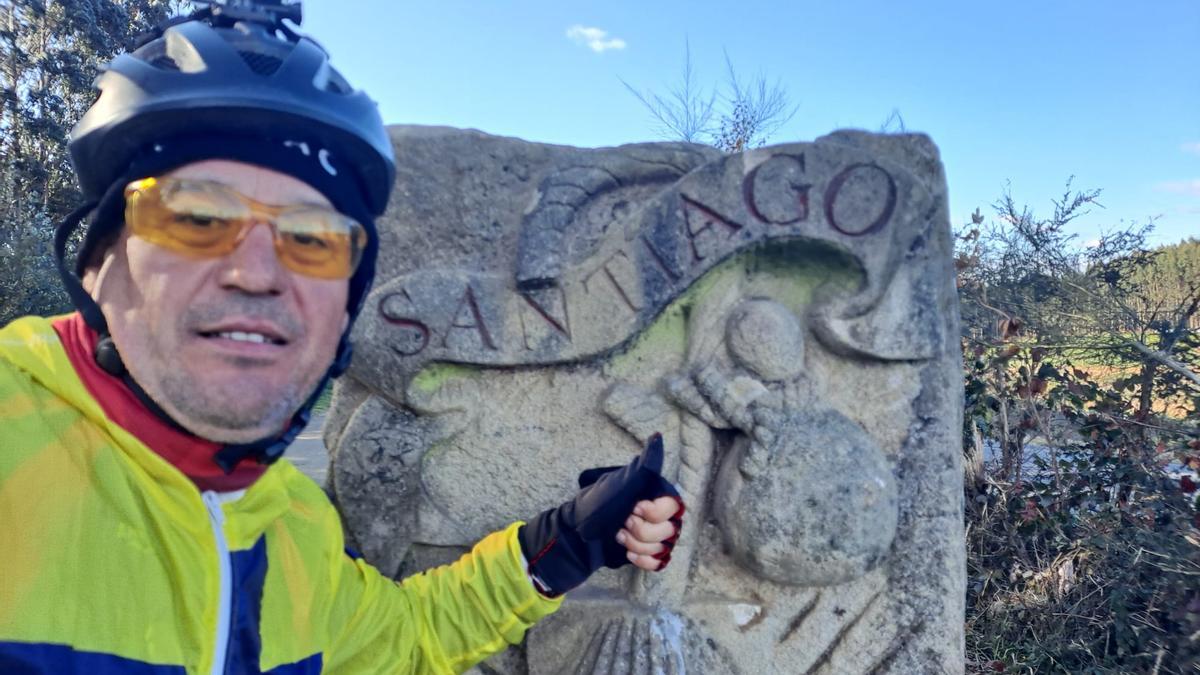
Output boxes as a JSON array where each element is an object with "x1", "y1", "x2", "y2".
[{"x1": 0, "y1": 0, "x2": 181, "y2": 324}]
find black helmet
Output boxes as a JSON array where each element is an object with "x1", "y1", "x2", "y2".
[
  {"x1": 69, "y1": 0, "x2": 395, "y2": 215},
  {"x1": 67, "y1": 0, "x2": 394, "y2": 323}
]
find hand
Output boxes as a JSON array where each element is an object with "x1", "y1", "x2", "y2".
[
  {"x1": 617, "y1": 495, "x2": 684, "y2": 571},
  {"x1": 518, "y1": 434, "x2": 685, "y2": 597}
]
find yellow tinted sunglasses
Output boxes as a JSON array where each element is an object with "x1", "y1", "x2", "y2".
[{"x1": 124, "y1": 177, "x2": 368, "y2": 280}]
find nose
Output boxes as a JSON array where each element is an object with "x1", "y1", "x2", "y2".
[{"x1": 216, "y1": 223, "x2": 286, "y2": 296}]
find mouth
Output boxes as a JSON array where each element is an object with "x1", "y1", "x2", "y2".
[
  {"x1": 195, "y1": 320, "x2": 291, "y2": 348},
  {"x1": 197, "y1": 329, "x2": 288, "y2": 346}
]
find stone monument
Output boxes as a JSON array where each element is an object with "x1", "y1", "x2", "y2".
[{"x1": 325, "y1": 126, "x2": 965, "y2": 673}]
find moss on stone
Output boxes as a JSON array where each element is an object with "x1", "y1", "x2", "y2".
[
  {"x1": 410, "y1": 362, "x2": 479, "y2": 395},
  {"x1": 607, "y1": 240, "x2": 863, "y2": 379}
]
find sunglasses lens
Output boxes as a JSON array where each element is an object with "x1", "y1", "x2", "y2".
[
  {"x1": 276, "y1": 210, "x2": 366, "y2": 279},
  {"x1": 125, "y1": 178, "x2": 366, "y2": 280},
  {"x1": 128, "y1": 180, "x2": 247, "y2": 256}
]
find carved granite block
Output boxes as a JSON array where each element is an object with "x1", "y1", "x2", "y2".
[{"x1": 326, "y1": 126, "x2": 965, "y2": 673}]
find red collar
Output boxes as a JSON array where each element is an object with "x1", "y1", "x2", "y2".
[{"x1": 52, "y1": 313, "x2": 267, "y2": 492}]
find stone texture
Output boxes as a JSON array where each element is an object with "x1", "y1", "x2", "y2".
[{"x1": 325, "y1": 126, "x2": 965, "y2": 673}]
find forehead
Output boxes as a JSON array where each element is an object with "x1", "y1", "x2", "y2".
[{"x1": 164, "y1": 159, "x2": 331, "y2": 208}]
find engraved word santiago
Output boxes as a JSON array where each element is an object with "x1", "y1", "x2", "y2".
[{"x1": 362, "y1": 144, "x2": 927, "y2": 376}]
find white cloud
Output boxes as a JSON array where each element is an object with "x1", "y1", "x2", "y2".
[
  {"x1": 1156, "y1": 179, "x2": 1200, "y2": 196},
  {"x1": 1181, "y1": 142, "x2": 1200, "y2": 155},
  {"x1": 1084, "y1": 238, "x2": 1101, "y2": 248},
  {"x1": 566, "y1": 25, "x2": 627, "y2": 53}
]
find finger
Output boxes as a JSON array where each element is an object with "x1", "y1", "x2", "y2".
[
  {"x1": 624, "y1": 514, "x2": 675, "y2": 543},
  {"x1": 627, "y1": 550, "x2": 669, "y2": 572},
  {"x1": 635, "y1": 497, "x2": 681, "y2": 524},
  {"x1": 616, "y1": 529, "x2": 666, "y2": 556}
]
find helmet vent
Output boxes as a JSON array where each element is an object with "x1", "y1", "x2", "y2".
[
  {"x1": 149, "y1": 55, "x2": 181, "y2": 71},
  {"x1": 238, "y1": 51, "x2": 283, "y2": 76},
  {"x1": 321, "y1": 70, "x2": 353, "y2": 95}
]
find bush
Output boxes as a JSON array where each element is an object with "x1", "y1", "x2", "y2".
[{"x1": 964, "y1": 342, "x2": 1200, "y2": 673}]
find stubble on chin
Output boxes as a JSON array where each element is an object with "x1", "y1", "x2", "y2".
[
  {"x1": 151, "y1": 299, "x2": 318, "y2": 443},
  {"x1": 157, "y1": 370, "x2": 313, "y2": 444}
]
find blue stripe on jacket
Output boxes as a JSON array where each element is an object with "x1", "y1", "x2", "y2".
[
  {"x1": 226, "y1": 537, "x2": 323, "y2": 674},
  {"x1": 225, "y1": 537, "x2": 268, "y2": 674},
  {"x1": 0, "y1": 640, "x2": 320, "y2": 674},
  {"x1": 0, "y1": 641, "x2": 187, "y2": 674}
]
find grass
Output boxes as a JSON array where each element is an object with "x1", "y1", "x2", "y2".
[{"x1": 312, "y1": 381, "x2": 334, "y2": 414}]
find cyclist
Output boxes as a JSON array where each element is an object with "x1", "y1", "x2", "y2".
[{"x1": 0, "y1": 2, "x2": 683, "y2": 672}]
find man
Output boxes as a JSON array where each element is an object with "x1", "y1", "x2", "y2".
[{"x1": 0, "y1": 2, "x2": 683, "y2": 673}]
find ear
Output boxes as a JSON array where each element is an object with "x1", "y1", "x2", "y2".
[
  {"x1": 80, "y1": 229, "x2": 124, "y2": 297},
  {"x1": 81, "y1": 266, "x2": 100, "y2": 295}
]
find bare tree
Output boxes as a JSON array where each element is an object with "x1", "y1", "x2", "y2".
[
  {"x1": 955, "y1": 180, "x2": 1200, "y2": 415},
  {"x1": 711, "y1": 52, "x2": 796, "y2": 153},
  {"x1": 620, "y1": 40, "x2": 714, "y2": 144},
  {"x1": 878, "y1": 108, "x2": 907, "y2": 133},
  {"x1": 624, "y1": 43, "x2": 797, "y2": 152},
  {"x1": 0, "y1": 0, "x2": 181, "y2": 324}
]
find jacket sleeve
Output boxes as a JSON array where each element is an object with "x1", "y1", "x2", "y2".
[{"x1": 323, "y1": 522, "x2": 563, "y2": 674}]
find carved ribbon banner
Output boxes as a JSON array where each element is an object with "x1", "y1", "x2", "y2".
[{"x1": 354, "y1": 141, "x2": 939, "y2": 390}]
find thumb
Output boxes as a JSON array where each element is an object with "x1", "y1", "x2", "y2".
[{"x1": 639, "y1": 433, "x2": 664, "y2": 475}]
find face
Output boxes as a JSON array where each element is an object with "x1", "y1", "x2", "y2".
[{"x1": 88, "y1": 160, "x2": 350, "y2": 444}]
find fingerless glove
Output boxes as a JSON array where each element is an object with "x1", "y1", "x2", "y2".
[{"x1": 517, "y1": 434, "x2": 685, "y2": 597}]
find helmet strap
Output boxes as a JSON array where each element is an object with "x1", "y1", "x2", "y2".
[
  {"x1": 54, "y1": 191, "x2": 198, "y2": 435},
  {"x1": 214, "y1": 372, "x2": 326, "y2": 472},
  {"x1": 54, "y1": 197, "x2": 108, "y2": 335}
]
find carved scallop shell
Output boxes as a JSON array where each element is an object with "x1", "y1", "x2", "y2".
[{"x1": 528, "y1": 607, "x2": 738, "y2": 675}]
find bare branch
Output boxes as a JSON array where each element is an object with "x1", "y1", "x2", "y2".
[
  {"x1": 1124, "y1": 339, "x2": 1200, "y2": 391},
  {"x1": 623, "y1": 43, "x2": 798, "y2": 152},
  {"x1": 879, "y1": 108, "x2": 907, "y2": 133},
  {"x1": 620, "y1": 39, "x2": 714, "y2": 143},
  {"x1": 713, "y1": 49, "x2": 798, "y2": 153}
]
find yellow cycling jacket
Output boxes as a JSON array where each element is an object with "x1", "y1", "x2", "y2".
[{"x1": 0, "y1": 316, "x2": 561, "y2": 674}]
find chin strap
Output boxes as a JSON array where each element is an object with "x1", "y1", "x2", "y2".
[
  {"x1": 213, "y1": 396, "x2": 314, "y2": 472},
  {"x1": 94, "y1": 331, "x2": 195, "y2": 437},
  {"x1": 54, "y1": 198, "x2": 107, "y2": 332},
  {"x1": 55, "y1": 193, "x2": 191, "y2": 433},
  {"x1": 54, "y1": 195, "x2": 342, "y2": 474},
  {"x1": 212, "y1": 330, "x2": 354, "y2": 470},
  {"x1": 213, "y1": 336, "x2": 353, "y2": 471}
]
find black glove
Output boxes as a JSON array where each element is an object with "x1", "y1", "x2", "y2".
[{"x1": 518, "y1": 434, "x2": 685, "y2": 597}]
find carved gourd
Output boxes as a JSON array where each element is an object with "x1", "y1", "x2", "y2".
[{"x1": 713, "y1": 407, "x2": 898, "y2": 586}]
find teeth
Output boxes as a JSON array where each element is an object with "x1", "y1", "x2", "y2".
[{"x1": 219, "y1": 331, "x2": 270, "y2": 344}]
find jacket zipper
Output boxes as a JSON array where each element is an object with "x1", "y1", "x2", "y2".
[{"x1": 203, "y1": 491, "x2": 233, "y2": 675}]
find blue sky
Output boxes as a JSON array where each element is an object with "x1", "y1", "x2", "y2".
[{"x1": 305, "y1": 1, "x2": 1198, "y2": 246}]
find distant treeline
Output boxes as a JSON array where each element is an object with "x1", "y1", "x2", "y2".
[
  {"x1": 1121, "y1": 238, "x2": 1200, "y2": 331},
  {"x1": 959, "y1": 220, "x2": 1200, "y2": 345},
  {"x1": 0, "y1": 1, "x2": 179, "y2": 325}
]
